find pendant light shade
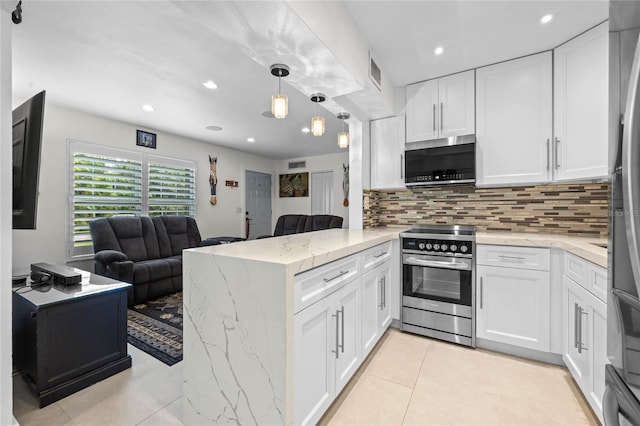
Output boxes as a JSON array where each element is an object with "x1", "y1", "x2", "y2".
[
  {"x1": 337, "y1": 112, "x2": 350, "y2": 148},
  {"x1": 310, "y1": 93, "x2": 326, "y2": 137},
  {"x1": 270, "y1": 64, "x2": 290, "y2": 119}
]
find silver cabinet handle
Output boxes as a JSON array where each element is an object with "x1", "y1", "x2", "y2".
[
  {"x1": 579, "y1": 308, "x2": 589, "y2": 353},
  {"x1": 378, "y1": 278, "x2": 383, "y2": 309},
  {"x1": 323, "y1": 270, "x2": 349, "y2": 283},
  {"x1": 499, "y1": 255, "x2": 525, "y2": 261},
  {"x1": 400, "y1": 154, "x2": 404, "y2": 179},
  {"x1": 432, "y1": 104, "x2": 436, "y2": 133},
  {"x1": 440, "y1": 102, "x2": 443, "y2": 131},
  {"x1": 339, "y1": 306, "x2": 345, "y2": 353},
  {"x1": 332, "y1": 309, "x2": 340, "y2": 359},
  {"x1": 479, "y1": 277, "x2": 483, "y2": 309},
  {"x1": 374, "y1": 251, "x2": 388, "y2": 259},
  {"x1": 555, "y1": 137, "x2": 561, "y2": 169},
  {"x1": 574, "y1": 303, "x2": 580, "y2": 349},
  {"x1": 546, "y1": 138, "x2": 550, "y2": 171},
  {"x1": 382, "y1": 276, "x2": 386, "y2": 309}
]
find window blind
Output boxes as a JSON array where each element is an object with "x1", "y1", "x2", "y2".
[{"x1": 148, "y1": 162, "x2": 196, "y2": 217}]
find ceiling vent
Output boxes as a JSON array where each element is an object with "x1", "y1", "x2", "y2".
[
  {"x1": 288, "y1": 161, "x2": 306, "y2": 169},
  {"x1": 369, "y1": 51, "x2": 382, "y2": 91}
]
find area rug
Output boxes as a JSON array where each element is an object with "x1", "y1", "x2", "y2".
[{"x1": 127, "y1": 291, "x2": 183, "y2": 366}]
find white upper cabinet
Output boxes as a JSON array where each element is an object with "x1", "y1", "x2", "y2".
[
  {"x1": 406, "y1": 70, "x2": 475, "y2": 143},
  {"x1": 553, "y1": 21, "x2": 609, "y2": 181},
  {"x1": 476, "y1": 52, "x2": 553, "y2": 186},
  {"x1": 370, "y1": 116, "x2": 405, "y2": 189}
]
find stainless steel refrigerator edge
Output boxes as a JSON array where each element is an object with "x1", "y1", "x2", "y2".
[{"x1": 606, "y1": 2, "x2": 640, "y2": 424}]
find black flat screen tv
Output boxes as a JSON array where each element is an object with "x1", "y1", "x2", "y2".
[{"x1": 13, "y1": 90, "x2": 45, "y2": 229}]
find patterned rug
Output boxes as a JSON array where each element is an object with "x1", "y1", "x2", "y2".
[{"x1": 127, "y1": 291, "x2": 183, "y2": 366}]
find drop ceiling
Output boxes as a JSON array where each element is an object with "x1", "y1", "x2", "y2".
[{"x1": 11, "y1": 1, "x2": 608, "y2": 160}]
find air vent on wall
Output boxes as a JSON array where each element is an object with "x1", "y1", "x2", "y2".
[
  {"x1": 288, "y1": 161, "x2": 306, "y2": 169},
  {"x1": 369, "y1": 51, "x2": 382, "y2": 91}
]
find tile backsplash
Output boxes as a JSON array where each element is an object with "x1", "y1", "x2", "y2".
[{"x1": 363, "y1": 183, "x2": 609, "y2": 237}]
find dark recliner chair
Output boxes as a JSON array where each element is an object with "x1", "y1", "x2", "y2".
[
  {"x1": 259, "y1": 214, "x2": 343, "y2": 238},
  {"x1": 89, "y1": 215, "x2": 217, "y2": 305}
]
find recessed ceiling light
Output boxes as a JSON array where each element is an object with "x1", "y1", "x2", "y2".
[
  {"x1": 206, "y1": 125, "x2": 222, "y2": 131},
  {"x1": 301, "y1": 127, "x2": 310, "y2": 133},
  {"x1": 434, "y1": 46, "x2": 444, "y2": 56},
  {"x1": 540, "y1": 14, "x2": 553, "y2": 24},
  {"x1": 142, "y1": 104, "x2": 154, "y2": 112},
  {"x1": 247, "y1": 137, "x2": 255, "y2": 143},
  {"x1": 203, "y1": 80, "x2": 218, "y2": 90}
]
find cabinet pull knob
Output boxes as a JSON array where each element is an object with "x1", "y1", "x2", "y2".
[{"x1": 323, "y1": 270, "x2": 349, "y2": 283}]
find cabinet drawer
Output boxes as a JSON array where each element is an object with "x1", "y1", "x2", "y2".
[
  {"x1": 477, "y1": 245, "x2": 550, "y2": 271},
  {"x1": 294, "y1": 256, "x2": 360, "y2": 314},
  {"x1": 362, "y1": 241, "x2": 393, "y2": 271},
  {"x1": 565, "y1": 252, "x2": 607, "y2": 303}
]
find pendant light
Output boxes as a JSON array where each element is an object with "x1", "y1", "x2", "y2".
[
  {"x1": 270, "y1": 64, "x2": 289, "y2": 119},
  {"x1": 310, "y1": 93, "x2": 326, "y2": 136},
  {"x1": 337, "y1": 112, "x2": 350, "y2": 148}
]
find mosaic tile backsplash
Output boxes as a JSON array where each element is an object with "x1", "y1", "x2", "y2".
[{"x1": 363, "y1": 183, "x2": 610, "y2": 237}]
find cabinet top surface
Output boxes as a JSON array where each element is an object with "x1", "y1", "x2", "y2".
[
  {"x1": 476, "y1": 231, "x2": 607, "y2": 268},
  {"x1": 186, "y1": 228, "x2": 400, "y2": 275},
  {"x1": 13, "y1": 269, "x2": 131, "y2": 307}
]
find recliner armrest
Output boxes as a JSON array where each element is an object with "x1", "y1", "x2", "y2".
[{"x1": 94, "y1": 250, "x2": 128, "y2": 263}]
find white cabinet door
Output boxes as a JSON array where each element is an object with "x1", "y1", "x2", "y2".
[
  {"x1": 370, "y1": 116, "x2": 406, "y2": 189},
  {"x1": 334, "y1": 279, "x2": 362, "y2": 394},
  {"x1": 406, "y1": 80, "x2": 438, "y2": 143},
  {"x1": 439, "y1": 70, "x2": 475, "y2": 138},
  {"x1": 587, "y1": 292, "x2": 607, "y2": 423},
  {"x1": 293, "y1": 295, "x2": 336, "y2": 426},
  {"x1": 361, "y1": 269, "x2": 380, "y2": 357},
  {"x1": 377, "y1": 261, "x2": 392, "y2": 332},
  {"x1": 477, "y1": 265, "x2": 550, "y2": 351},
  {"x1": 553, "y1": 21, "x2": 608, "y2": 181},
  {"x1": 476, "y1": 52, "x2": 552, "y2": 186},
  {"x1": 562, "y1": 275, "x2": 590, "y2": 392}
]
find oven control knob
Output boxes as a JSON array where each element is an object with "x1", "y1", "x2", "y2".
[
  {"x1": 418, "y1": 242, "x2": 425, "y2": 250},
  {"x1": 433, "y1": 243, "x2": 440, "y2": 251},
  {"x1": 425, "y1": 243, "x2": 432, "y2": 250},
  {"x1": 441, "y1": 243, "x2": 448, "y2": 251},
  {"x1": 450, "y1": 244, "x2": 458, "y2": 252},
  {"x1": 460, "y1": 245, "x2": 468, "y2": 253}
]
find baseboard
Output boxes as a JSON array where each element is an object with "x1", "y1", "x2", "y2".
[
  {"x1": 476, "y1": 338, "x2": 564, "y2": 366},
  {"x1": 390, "y1": 319, "x2": 401, "y2": 329}
]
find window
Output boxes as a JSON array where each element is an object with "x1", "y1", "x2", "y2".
[{"x1": 69, "y1": 141, "x2": 197, "y2": 259}]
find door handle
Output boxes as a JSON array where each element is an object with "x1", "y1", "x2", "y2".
[
  {"x1": 440, "y1": 102, "x2": 443, "y2": 131},
  {"x1": 479, "y1": 277, "x2": 483, "y2": 309},
  {"x1": 340, "y1": 306, "x2": 345, "y2": 353},
  {"x1": 555, "y1": 137, "x2": 561, "y2": 169},
  {"x1": 332, "y1": 309, "x2": 340, "y2": 359},
  {"x1": 546, "y1": 138, "x2": 550, "y2": 171}
]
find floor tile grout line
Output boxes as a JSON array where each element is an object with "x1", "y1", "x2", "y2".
[{"x1": 400, "y1": 341, "x2": 431, "y2": 425}]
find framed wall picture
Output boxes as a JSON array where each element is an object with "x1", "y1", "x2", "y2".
[
  {"x1": 279, "y1": 172, "x2": 309, "y2": 197},
  {"x1": 136, "y1": 130, "x2": 156, "y2": 149}
]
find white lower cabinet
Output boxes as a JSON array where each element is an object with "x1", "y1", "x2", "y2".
[
  {"x1": 477, "y1": 265, "x2": 551, "y2": 351},
  {"x1": 294, "y1": 278, "x2": 361, "y2": 426},
  {"x1": 562, "y1": 273, "x2": 607, "y2": 423},
  {"x1": 361, "y1": 260, "x2": 392, "y2": 357}
]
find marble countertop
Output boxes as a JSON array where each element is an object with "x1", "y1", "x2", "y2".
[
  {"x1": 476, "y1": 231, "x2": 608, "y2": 268},
  {"x1": 186, "y1": 228, "x2": 400, "y2": 275}
]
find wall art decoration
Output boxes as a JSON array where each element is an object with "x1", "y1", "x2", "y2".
[
  {"x1": 279, "y1": 172, "x2": 309, "y2": 197},
  {"x1": 343, "y1": 163, "x2": 350, "y2": 206},
  {"x1": 225, "y1": 180, "x2": 239, "y2": 188},
  {"x1": 136, "y1": 130, "x2": 156, "y2": 149},
  {"x1": 209, "y1": 155, "x2": 218, "y2": 205}
]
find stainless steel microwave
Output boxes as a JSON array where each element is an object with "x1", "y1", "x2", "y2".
[{"x1": 404, "y1": 136, "x2": 476, "y2": 187}]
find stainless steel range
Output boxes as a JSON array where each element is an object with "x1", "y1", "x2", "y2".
[{"x1": 400, "y1": 225, "x2": 476, "y2": 347}]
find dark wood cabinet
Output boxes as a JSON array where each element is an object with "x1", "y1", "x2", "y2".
[{"x1": 12, "y1": 271, "x2": 132, "y2": 407}]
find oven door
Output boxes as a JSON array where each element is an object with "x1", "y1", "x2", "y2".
[{"x1": 402, "y1": 253, "x2": 473, "y2": 306}]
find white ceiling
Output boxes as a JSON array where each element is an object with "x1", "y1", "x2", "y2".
[{"x1": 11, "y1": 1, "x2": 609, "y2": 160}]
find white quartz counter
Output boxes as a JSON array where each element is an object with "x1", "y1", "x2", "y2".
[{"x1": 185, "y1": 228, "x2": 400, "y2": 275}]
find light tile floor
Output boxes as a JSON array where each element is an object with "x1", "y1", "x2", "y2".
[{"x1": 14, "y1": 329, "x2": 599, "y2": 426}]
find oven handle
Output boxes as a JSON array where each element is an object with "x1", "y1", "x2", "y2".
[{"x1": 403, "y1": 257, "x2": 470, "y2": 270}]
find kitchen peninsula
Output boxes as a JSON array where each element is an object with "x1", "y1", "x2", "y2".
[{"x1": 182, "y1": 228, "x2": 400, "y2": 425}]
